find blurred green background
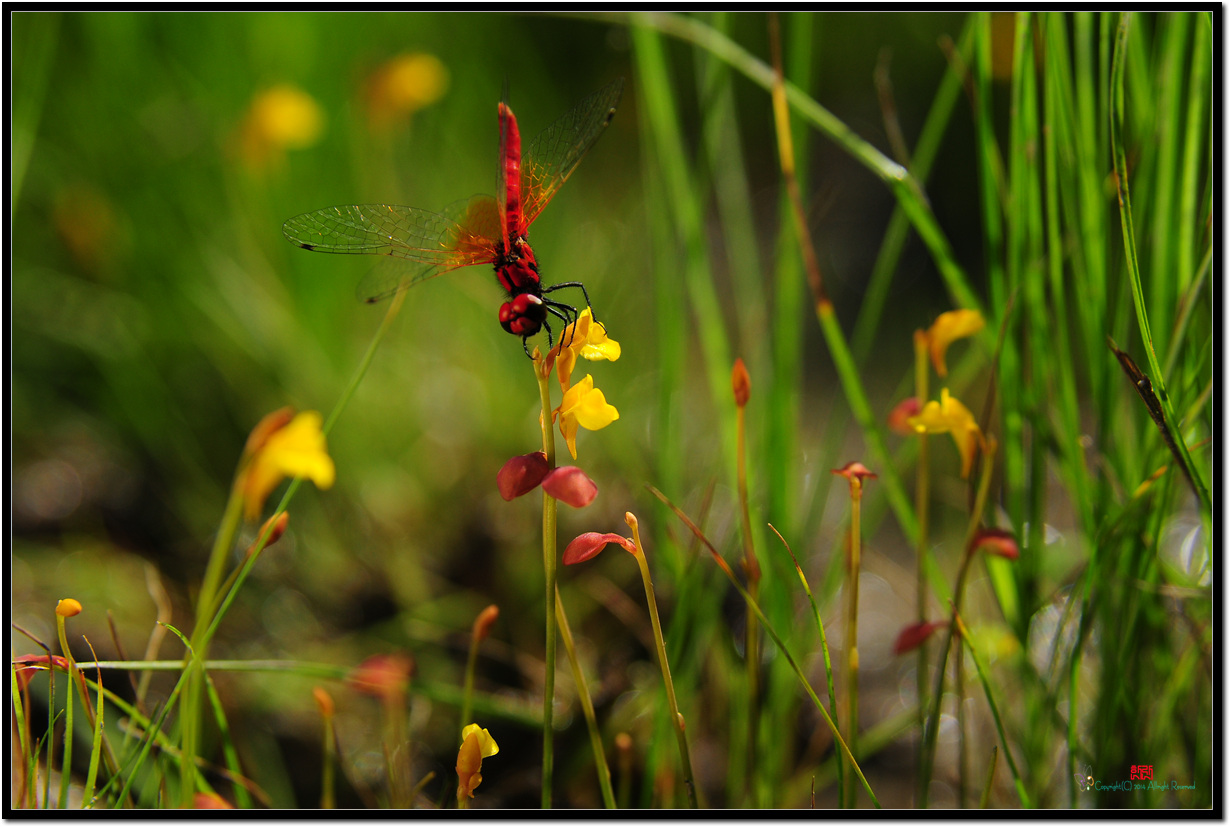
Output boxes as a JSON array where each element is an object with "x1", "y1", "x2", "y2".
[{"x1": 12, "y1": 11, "x2": 1209, "y2": 810}]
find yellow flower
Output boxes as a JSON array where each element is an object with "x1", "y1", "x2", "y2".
[
  {"x1": 924, "y1": 309, "x2": 984, "y2": 377},
  {"x1": 456, "y1": 724, "x2": 499, "y2": 801},
  {"x1": 555, "y1": 374, "x2": 619, "y2": 460},
  {"x1": 239, "y1": 84, "x2": 324, "y2": 171},
  {"x1": 907, "y1": 388, "x2": 984, "y2": 479},
  {"x1": 551, "y1": 308, "x2": 621, "y2": 393},
  {"x1": 366, "y1": 53, "x2": 449, "y2": 131},
  {"x1": 241, "y1": 410, "x2": 335, "y2": 521}
]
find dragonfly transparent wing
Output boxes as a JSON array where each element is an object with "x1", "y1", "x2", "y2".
[
  {"x1": 519, "y1": 78, "x2": 624, "y2": 232},
  {"x1": 282, "y1": 196, "x2": 501, "y2": 302}
]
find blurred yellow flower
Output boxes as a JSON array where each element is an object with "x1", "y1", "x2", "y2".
[
  {"x1": 923, "y1": 309, "x2": 984, "y2": 378},
  {"x1": 550, "y1": 308, "x2": 620, "y2": 393},
  {"x1": 239, "y1": 84, "x2": 324, "y2": 171},
  {"x1": 555, "y1": 374, "x2": 619, "y2": 460},
  {"x1": 908, "y1": 388, "x2": 984, "y2": 479},
  {"x1": 366, "y1": 53, "x2": 449, "y2": 131},
  {"x1": 456, "y1": 723, "x2": 499, "y2": 802},
  {"x1": 241, "y1": 410, "x2": 335, "y2": 521}
]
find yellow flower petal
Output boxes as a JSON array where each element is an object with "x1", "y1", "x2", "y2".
[
  {"x1": 457, "y1": 724, "x2": 498, "y2": 801},
  {"x1": 552, "y1": 309, "x2": 620, "y2": 392},
  {"x1": 926, "y1": 309, "x2": 984, "y2": 377},
  {"x1": 461, "y1": 724, "x2": 499, "y2": 758},
  {"x1": 242, "y1": 410, "x2": 335, "y2": 521},
  {"x1": 556, "y1": 375, "x2": 619, "y2": 460},
  {"x1": 907, "y1": 389, "x2": 984, "y2": 479}
]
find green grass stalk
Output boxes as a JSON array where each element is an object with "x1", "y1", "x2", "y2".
[
  {"x1": 954, "y1": 615, "x2": 1029, "y2": 807},
  {"x1": 918, "y1": 439, "x2": 997, "y2": 807},
  {"x1": 555, "y1": 588, "x2": 618, "y2": 809},
  {"x1": 1109, "y1": 12, "x2": 1210, "y2": 513},
  {"x1": 770, "y1": 524, "x2": 843, "y2": 806},
  {"x1": 651, "y1": 488, "x2": 881, "y2": 807}
]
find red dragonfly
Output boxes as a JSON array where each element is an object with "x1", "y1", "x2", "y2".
[{"x1": 283, "y1": 79, "x2": 624, "y2": 353}]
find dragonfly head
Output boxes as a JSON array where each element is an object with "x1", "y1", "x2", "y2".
[{"x1": 500, "y1": 293, "x2": 546, "y2": 338}]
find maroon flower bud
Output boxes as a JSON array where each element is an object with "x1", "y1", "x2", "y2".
[
  {"x1": 970, "y1": 527, "x2": 1019, "y2": 560},
  {"x1": 731, "y1": 358, "x2": 751, "y2": 408},
  {"x1": 893, "y1": 620, "x2": 947, "y2": 655},
  {"x1": 832, "y1": 461, "x2": 877, "y2": 482},
  {"x1": 562, "y1": 532, "x2": 635, "y2": 565},
  {"x1": 542, "y1": 466, "x2": 598, "y2": 508},
  {"x1": 496, "y1": 451, "x2": 550, "y2": 501}
]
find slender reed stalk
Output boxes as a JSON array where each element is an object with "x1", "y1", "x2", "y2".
[{"x1": 625, "y1": 512, "x2": 699, "y2": 808}]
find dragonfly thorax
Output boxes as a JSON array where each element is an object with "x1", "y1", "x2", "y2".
[
  {"x1": 495, "y1": 238, "x2": 540, "y2": 295},
  {"x1": 496, "y1": 239, "x2": 546, "y2": 337}
]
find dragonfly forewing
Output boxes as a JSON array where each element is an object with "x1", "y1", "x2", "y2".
[{"x1": 283, "y1": 197, "x2": 502, "y2": 302}]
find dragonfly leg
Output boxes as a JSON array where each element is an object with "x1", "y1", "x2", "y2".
[
  {"x1": 543, "y1": 281, "x2": 593, "y2": 319},
  {"x1": 543, "y1": 299, "x2": 581, "y2": 349}
]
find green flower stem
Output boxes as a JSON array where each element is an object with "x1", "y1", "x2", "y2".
[
  {"x1": 918, "y1": 439, "x2": 997, "y2": 807},
  {"x1": 320, "y1": 709, "x2": 336, "y2": 809},
  {"x1": 913, "y1": 334, "x2": 932, "y2": 805},
  {"x1": 181, "y1": 478, "x2": 245, "y2": 804},
  {"x1": 554, "y1": 587, "x2": 618, "y2": 809},
  {"x1": 54, "y1": 612, "x2": 77, "y2": 810},
  {"x1": 203, "y1": 288, "x2": 404, "y2": 648},
  {"x1": 459, "y1": 640, "x2": 480, "y2": 744},
  {"x1": 734, "y1": 403, "x2": 761, "y2": 807},
  {"x1": 534, "y1": 355, "x2": 559, "y2": 809},
  {"x1": 625, "y1": 513, "x2": 699, "y2": 809},
  {"x1": 842, "y1": 476, "x2": 865, "y2": 808}
]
